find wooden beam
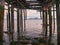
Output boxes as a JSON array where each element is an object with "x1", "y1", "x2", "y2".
[
  {"x1": 48, "y1": 7, "x2": 52, "y2": 45},
  {"x1": 10, "y1": 1, "x2": 14, "y2": 41},
  {"x1": 7, "y1": 2, "x2": 11, "y2": 43},
  {"x1": 26, "y1": 6, "x2": 41, "y2": 9},
  {"x1": 23, "y1": 9, "x2": 27, "y2": 35},
  {"x1": 19, "y1": 9, "x2": 23, "y2": 39},
  {"x1": 42, "y1": 9, "x2": 45, "y2": 37},
  {"x1": 17, "y1": 6, "x2": 20, "y2": 40},
  {"x1": 42, "y1": 9, "x2": 48, "y2": 38},
  {"x1": 52, "y1": 5, "x2": 55, "y2": 36},
  {"x1": 56, "y1": 0, "x2": 60, "y2": 45},
  {"x1": 27, "y1": 4, "x2": 42, "y2": 6},
  {"x1": 0, "y1": 0, "x2": 5, "y2": 45},
  {"x1": 44, "y1": 7, "x2": 48, "y2": 38}
]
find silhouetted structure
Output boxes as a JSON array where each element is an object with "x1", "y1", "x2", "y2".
[{"x1": 0, "y1": 0, "x2": 59, "y2": 45}]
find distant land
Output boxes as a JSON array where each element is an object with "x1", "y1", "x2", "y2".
[{"x1": 27, "y1": 16, "x2": 43, "y2": 20}]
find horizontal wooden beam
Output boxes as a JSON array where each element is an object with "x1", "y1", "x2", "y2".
[{"x1": 27, "y1": 3, "x2": 42, "y2": 6}]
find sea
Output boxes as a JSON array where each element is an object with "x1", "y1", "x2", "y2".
[{"x1": 3, "y1": 18, "x2": 57, "y2": 45}]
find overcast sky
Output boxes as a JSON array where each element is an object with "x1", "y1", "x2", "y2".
[{"x1": 27, "y1": 9, "x2": 40, "y2": 18}]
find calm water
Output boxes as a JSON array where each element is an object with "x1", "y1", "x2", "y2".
[{"x1": 3, "y1": 19, "x2": 42, "y2": 37}]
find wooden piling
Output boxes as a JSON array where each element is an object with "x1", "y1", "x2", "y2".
[
  {"x1": 10, "y1": 1, "x2": 14, "y2": 41},
  {"x1": 0, "y1": 0, "x2": 5, "y2": 45},
  {"x1": 17, "y1": 6, "x2": 20, "y2": 40},
  {"x1": 48, "y1": 7, "x2": 52, "y2": 45},
  {"x1": 56, "y1": 0, "x2": 60, "y2": 45}
]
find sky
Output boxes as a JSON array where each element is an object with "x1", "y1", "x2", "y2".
[{"x1": 27, "y1": 9, "x2": 40, "y2": 18}]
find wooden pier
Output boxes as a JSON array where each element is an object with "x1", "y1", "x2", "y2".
[{"x1": 0, "y1": 0, "x2": 59, "y2": 45}]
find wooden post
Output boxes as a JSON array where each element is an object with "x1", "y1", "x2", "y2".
[
  {"x1": 42, "y1": 7, "x2": 48, "y2": 38},
  {"x1": 42, "y1": 9, "x2": 45, "y2": 36},
  {"x1": 56, "y1": 0, "x2": 60, "y2": 45},
  {"x1": 23, "y1": 9, "x2": 27, "y2": 34},
  {"x1": 16, "y1": 0, "x2": 23, "y2": 40},
  {"x1": 10, "y1": 1, "x2": 14, "y2": 41},
  {"x1": 44, "y1": 10, "x2": 47, "y2": 38},
  {"x1": 19, "y1": 9, "x2": 23, "y2": 39},
  {"x1": 40, "y1": 10, "x2": 42, "y2": 19},
  {"x1": 7, "y1": 2, "x2": 11, "y2": 42},
  {"x1": 48, "y1": 7, "x2": 52, "y2": 45},
  {"x1": 17, "y1": 6, "x2": 20, "y2": 40},
  {"x1": 0, "y1": 0, "x2": 5, "y2": 45},
  {"x1": 53, "y1": 5, "x2": 55, "y2": 36}
]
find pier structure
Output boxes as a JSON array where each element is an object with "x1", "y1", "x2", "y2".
[{"x1": 0, "y1": 0, "x2": 59, "y2": 45}]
